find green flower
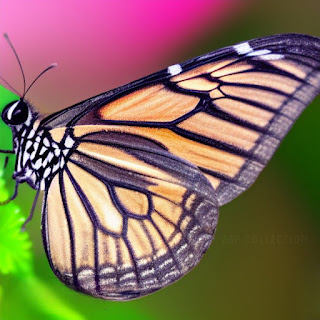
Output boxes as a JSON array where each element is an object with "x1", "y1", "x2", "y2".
[{"x1": 0, "y1": 179, "x2": 32, "y2": 276}]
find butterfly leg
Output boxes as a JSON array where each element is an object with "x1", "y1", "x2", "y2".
[
  {"x1": 3, "y1": 156, "x2": 10, "y2": 169},
  {"x1": 0, "y1": 151, "x2": 15, "y2": 170},
  {"x1": 21, "y1": 188, "x2": 40, "y2": 231},
  {"x1": 0, "y1": 149, "x2": 15, "y2": 154},
  {"x1": 0, "y1": 180, "x2": 19, "y2": 205}
]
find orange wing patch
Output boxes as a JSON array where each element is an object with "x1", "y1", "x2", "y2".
[
  {"x1": 62, "y1": 170, "x2": 96, "y2": 269},
  {"x1": 98, "y1": 84, "x2": 199, "y2": 122},
  {"x1": 72, "y1": 125, "x2": 246, "y2": 183},
  {"x1": 115, "y1": 187, "x2": 149, "y2": 216},
  {"x1": 177, "y1": 112, "x2": 260, "y2": 150},
  {"x1": 220, "y1": 86, "x2": 287, "y2": 110},
  {"x1": 268, "y1": 60, "x2": 310, "y2": 79},
  {"x1": 214, "y1": 98, "x2": 274, "y2": 127},
  {"x1": 220, "y1": 72, "x2": 300, "y2": 94},
  {"x1": 178, "y1": 78, "x2": 219, "y2": 91},
  {"x1": 210, "y1": 61, "x2": 253, "y2": 78},
  {"x1": 68, "y1": 162, "x2": 124, "y2": 234},
  {"x1": 46, "y1": 175, "x2": 72, "y2": 274},
  {"x1": 76, "y1": 142, "x2": 174, "y2": 182}
]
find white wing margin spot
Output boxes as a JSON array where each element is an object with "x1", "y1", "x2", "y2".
[
  {"x1": 234, "y1": 42, "x2": 284, "y2": 60},
  {"x1": 168, "y1": 64, "x2": 183, "y2": 76},
  {"x1": 233, "y1": 42, "x2": 253, "y2": 55}
]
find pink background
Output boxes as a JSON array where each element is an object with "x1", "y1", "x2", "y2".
[{"x1": 0, "y1": 0, "x2": 243, "y2": 114}]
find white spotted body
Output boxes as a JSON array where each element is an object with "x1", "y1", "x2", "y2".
[{"x1": 13, "y1": 120, "x2": 75, "y2": 190}]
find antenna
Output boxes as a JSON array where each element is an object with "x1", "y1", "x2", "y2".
[
  {"x1": 3, "y1": 33, "x2": 57, "y2": 99},
  {"x1": 4, "y1": 33, "x2": 26, "y2": 96},
  {"x1": 0, "y1": 74, "x2": 21, "y2": 96},
  {"x1": 23, "y1": 63, "x2": 57, "y2": 97}
]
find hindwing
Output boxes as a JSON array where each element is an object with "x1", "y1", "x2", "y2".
[{"x1": 42, "y1": 130, "x2": 218, "y2": 300}]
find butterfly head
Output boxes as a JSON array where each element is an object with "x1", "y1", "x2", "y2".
[{"x1": 1, "y1": 99, "x2": 30, "y2": 126}]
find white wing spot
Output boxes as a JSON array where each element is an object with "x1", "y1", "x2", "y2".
[
  {"x1": 100, "y1": 278, "x2": 116, "y2": 285},
  {"x1": 247, "y1": 49, "x2": 284, "y2": 60},
  {"x1": 119, "y1": 272, "x2": 136, "y2": 282},
  {"x1": 43, "y1": 167, "x2": 51, "y2": 178},
  {"x1": 20, "y1": 129, "x2": 27, "y2": 138},
  {"x1": 78, "y1": 269, "x2": 94, "y2": 279},
  {"x1": 234, "y1": 42, "x2": 284, "y2": 61},
  {"x1": 30, "y1": 172, "x2": 37, "y2": 185},
  {"x1": 48, "y1": 152, "x2": 54, "y2": 163},
  {"x1": 30, "y1": 150, "x2": 37, "y2": 160},
  {"x1": 247, "y1": 49, "x2": 271, "y2": 57},
  {"x1": 234, "y1": 42, "x2": 252, "y2": 55},
  {"x1": 65, "y1": 135, "x2": 75, "y2": 148},
  {"x1": 52, "y1": 162, "x2": 60, "y2": 173},
  {"x1": 60, "y1": 157, "x2": 65, "y2": 168},
  {"x1": 34, "y1": 142, "x2": 39, "y2": 152},
  {"x1": 52, "y1": 142, "x2": 59, "y2": 149},
  {"x1": 42, "y1": 158, "x2": 48, "y2": 168},
  {"x1": 25, "y1": 169, "x2": 33, "y2": 178},
  {"x1": 259, "y1": 53, "x2": 284, "y2": 60},
  {"x1": 27, "y1": 129, "x2": 35, "y2": 139},
  {"x1": 40, "y1": 180, "x2": 46, "y2": 191},
  {"x1": 40, "y1": 146, "x2": 47, "y2": 155},
  {"x1": 23, "y1": 153, "x2": 30, "y2": 166},
  {"x1": 34, "y1": 159, "x2": 42, "y2": 170},
  {"x1": 26, "y1": 140, "x2": 32, "y2": 150},
  {"x1": 168, "y1": 64, "x2": 182, "y2": 76},
  {"x1": 43, "y1": 137, "x2": 50, "y2": 147},
  {"x1": 100, "y1": 267, "x2": 115, "y2": 275}
]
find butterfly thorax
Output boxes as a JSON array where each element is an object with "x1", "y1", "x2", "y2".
[{"x1": 13, "y1": 120, "x2": 75, "y2": 190}]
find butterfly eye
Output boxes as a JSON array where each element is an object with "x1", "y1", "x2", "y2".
[{"x1": 1, "y1": 100, "x2": 29, "y2": 125}]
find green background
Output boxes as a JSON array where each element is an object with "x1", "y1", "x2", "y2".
[{"x1": 0, "y1": 1, "x2": 320, "y2": 319}]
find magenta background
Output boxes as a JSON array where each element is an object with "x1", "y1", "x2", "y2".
[{"x1": 0, "y1": 0, "x2": 243, "y2": 114}]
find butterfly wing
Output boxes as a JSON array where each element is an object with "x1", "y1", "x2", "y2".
[
  {"x1": 41, "y1": 131, "x2": 218, "y2": 300},
  {"x1": 39, "y1": 34, "x2": 320, "y2": 299},
  {"x1": 41, "y1": 33, "x2": 320, "y2": 206}
]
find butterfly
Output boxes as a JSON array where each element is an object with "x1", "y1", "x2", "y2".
[{"x1": 0, "y1": 33, "x2": 319, "y2": 301}]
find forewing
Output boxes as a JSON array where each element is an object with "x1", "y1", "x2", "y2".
[
  {"x1": 41, "y1": 34, "x2": 320, "y2": 205},
  {"x1": 41, "y1": 131, "x2": 218, "y2": 300}
]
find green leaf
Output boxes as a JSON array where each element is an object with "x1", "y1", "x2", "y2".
[{"x1": 0, "y1": 185, "x2": 32, "y2": 276}]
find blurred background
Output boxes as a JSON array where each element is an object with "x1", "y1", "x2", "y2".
[{"x1": 0, "y1": 0, "x2": 319, "y2": 319}]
